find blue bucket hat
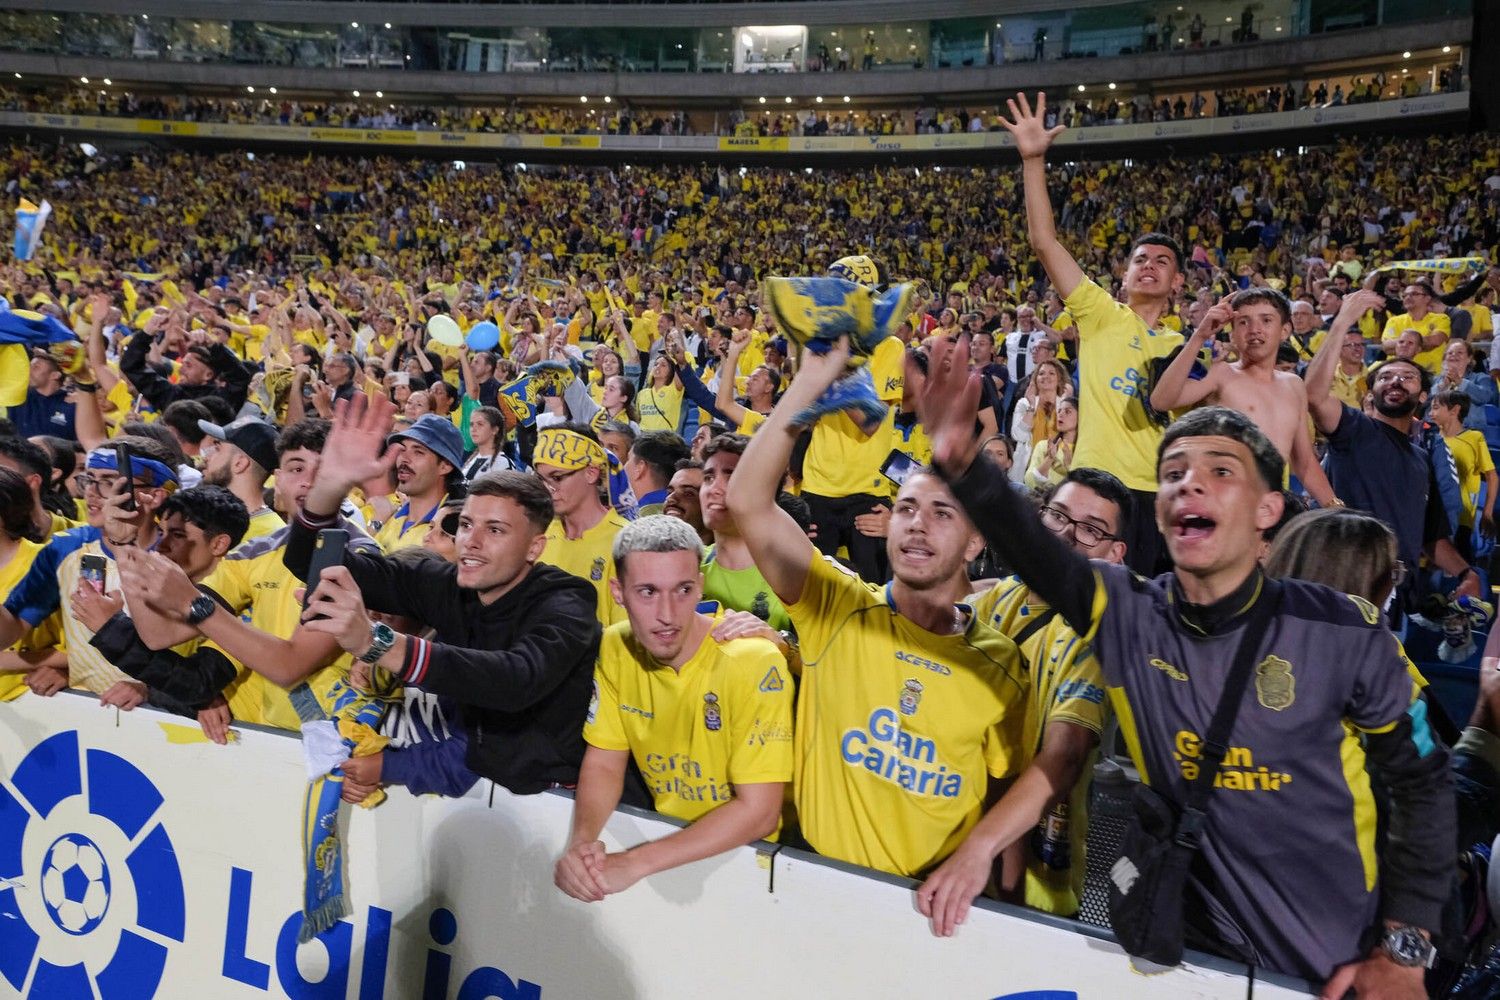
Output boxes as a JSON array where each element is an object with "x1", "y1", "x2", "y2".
[{"x1": 389, "y1": 413, "x2": 465, "y2": 472}]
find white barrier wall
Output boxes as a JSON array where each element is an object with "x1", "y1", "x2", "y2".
[{"x1": 0, "y1": 694, "x2": 1314, "y2": 999}]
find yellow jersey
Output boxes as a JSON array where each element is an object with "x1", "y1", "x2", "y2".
[
  {"x1": 1443, "y1": 428, "x2": 1495, "y2": 528},
  {"x1": 374, "y1": 499, "x2": 439, "y2": 552},
  {"x1": 540, "y1": 510, "x2": 630, "y2": 627},
  {"x1": 1066, "y1": 280, "x2": 1184, "y2": 492},
  {"x1": 243, "y1": 507, "x2": 286, "y2": 543},
  {"x1": 787, "y1": 554, "x2": 1030, "y2": 877},
  {"x1": 201, "y1": 528, "x2": 348, "y2": 730},
  {"x1": 971, "y1": 578, "x2": 1108, "y2": 916},
  {"x1": 637, "y1": 383, "x2": 684, "y2": 433},
  {"x1": 1381, "y1": 311, "x2": 1450, "y2": 375},
  {"x1": 585, "y1": 620, "x2": 794, "y2": 827},
  {"x1": 0, "y1": 539, "x2": 61, "y2": 702},
  {"x1": 802, "y1": 337, "x2": 906, "y2": 499}
]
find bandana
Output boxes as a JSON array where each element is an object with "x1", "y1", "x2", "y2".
[
  {"x1": 86, "y1": 449, "x2": 179, "y2": 491},
  {"x1": 534, "y1": 428, "x2": 607, "y2": 472}
]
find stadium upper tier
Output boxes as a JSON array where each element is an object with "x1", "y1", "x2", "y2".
[{"x1": 0, "y1": 1, "x2": 1471, "y2": 88}]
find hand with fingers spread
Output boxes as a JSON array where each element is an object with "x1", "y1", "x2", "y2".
[
  {"x1": 115, "y1": 547, "x2": 202, "y2": 622},
  {"x1": 999, "y1": 92, "x2": 1067, "y2": 160},
  {"x1": 303, "y1": 393, "x2": 399, "y2": 517},
  {"x1": 909, "y1": 333, "x2": 983, "y2": 477}
]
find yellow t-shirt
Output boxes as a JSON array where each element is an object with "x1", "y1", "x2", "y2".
[
  {"x1": 243, "y1": 507, "x2": 286, "y2": 543},
  {"x1": 787, "y1": 554, "x2": 1030, "y2": 877},
  {"x1": 802, "y1": 337, "x2": 906, "y2": 499},
  {"x1": 585, "y1": 620, "x2": 794, "y2": 827},
  {"x1": 1443, "y1": 428, "x2": 1495, "y2": 528},
  {"x1": 539, "y1": 510, "x2": 630, "y2": 627},
  {"x1": 970, "y1": 578, "x2": 1107, "y2": 916},
  {"x1": 1066, "y1": 280, "x2": 1184, "y2": 492},
  {"x1": 1464, "y1": 304, "x2": 1493, "y2": 341},
  {"x1": 0, "y1": 539, "x2": 58, "y2": 702},
  {"x1": 201, "y1": 533, "x2": 345, "y2": 731},
  {"x1": 1381, "y1": 311, "x2": 1450, "y2": 375},
  {"x1": 736, "y1": 410, "x2": 768, "y2": 436},
  {"x1": 637, "y1": 383, "x2": 684, "y2": 433}
]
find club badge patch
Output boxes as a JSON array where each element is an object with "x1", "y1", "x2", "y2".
[
  {"x1": 1255, "y1": 655, "x2": 1295, "y2": 712},
  {"x1": 703, "y1": 692, "x2": 722, "y2": 731},
  {"x1": 899, "y1": 678, "x2": 924, "y2": 716}
]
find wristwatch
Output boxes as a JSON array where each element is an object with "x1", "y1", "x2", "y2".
[
  {"x1": 359, "y1": 621, "x2": 396, "y2": 665},
  {"x1": 185, "y1": 594, "x2": 217, "y2": 626},
  {"x1": 1380, "y1": 924, "x2": 1436, "y2": 968}
]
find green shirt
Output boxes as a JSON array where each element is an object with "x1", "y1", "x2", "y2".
[{"x1": 702, "y1": 546, "x2": 791, "y2": 633}]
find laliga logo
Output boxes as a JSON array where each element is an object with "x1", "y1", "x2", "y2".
[{"x1": 0, "y1": 731, "x2": 185, "y2": 997}]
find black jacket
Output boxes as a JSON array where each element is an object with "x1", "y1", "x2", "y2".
[
  {"x1": 121, "y1": 330, "x2": 251, "y2": 414},
  {"x1": 284, "y1": 512, "x2": 600, "y2": 794},
  {"x1": 90, "y1": 611, "x2": 236, "y2": 711}
]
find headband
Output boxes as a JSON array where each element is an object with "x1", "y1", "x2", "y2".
[
  {"x1": 87, "y1": 449, "x2": 179, "y2": 490},
  {"x1": 533, "y1": 428, "x2": 607, "y2": 473}
]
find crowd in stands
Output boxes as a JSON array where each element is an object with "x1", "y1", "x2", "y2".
[
  {"x1": 0, "y1": 63, "x2": 1463, "y2": 143},
  {"x1": 4, "y1": 91, "x2": 1500, "y2": 996}
]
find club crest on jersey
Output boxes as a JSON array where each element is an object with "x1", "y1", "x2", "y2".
[
  {"x1": 590, "y1": 557, "x2": 605, "y2": 581},
  {"x1": 751, "y1": 591, "x2": 770, "y2": 620},
  {"x1": 703, "y1": 692, "x2": 722, "y2": 731},
  {"x1": 899, "y1": 678, "x2": 924, "y2": 716},
  {"x1": 1347, "y1": 594, "x2": 1381, "y2": 626},
  {"x1": 1255, "y1": 655, "x2": 1295, "y2": 711}
]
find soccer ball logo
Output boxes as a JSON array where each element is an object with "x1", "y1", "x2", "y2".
[{"x1": 40, "y1": 833, "x2": 111, "y2": 934}]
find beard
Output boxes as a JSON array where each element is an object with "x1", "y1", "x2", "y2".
[
  {"x1": 1372, "y1": 390, "x2": 1419, "y2": 419},
  {"x1": 201, "y1": 463, "x2": 233, "y2": 488}
]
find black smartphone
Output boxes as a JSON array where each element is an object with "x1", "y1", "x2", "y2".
[
  {"x1": 113, "y1": 442, "x2": 135, "y2": 511},
  {"x1": 302, "y1": 529, "x2": 350, "y2": 615},
  {"x1": 879, "y1": 448, "x2": 918, "y2": 489},
  {"x1": 79, "y1": 554, "x2": 107, "y2": 593}
]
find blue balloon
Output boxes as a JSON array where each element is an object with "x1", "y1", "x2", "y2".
[{"x1": 466, "y1": 321, "x2": 500, "y2": 351}]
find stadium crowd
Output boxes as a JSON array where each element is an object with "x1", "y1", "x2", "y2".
[
  {"x1": 0, "y1": 64, "x2": 1460, "y2": 141},
  {"x1": 3, "y1": 90, "x2": 1500, "y2": 996}
]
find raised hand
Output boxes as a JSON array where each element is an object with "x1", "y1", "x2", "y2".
[
  {"x1": 304, "y1": 393, "x2": 398, "y2": 516},
  {"x1": 999, "y1": 92, "x2": 1066, "y2": 160},
  {"x1": 1193, "y1": 297, "x2": 1235, "y2": 341},
  {"x1": 910, "y1": 334, "x2": 983, "y2": 476}
]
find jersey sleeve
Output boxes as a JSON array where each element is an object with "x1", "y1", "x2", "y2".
[
  {"x1": 1041, "y1": 633, "x2": 1109, "y2": 735},
  {"x1": 3, "y1": 531, "x2": 88, "y2": 627},
  {"x1": 982, "y1": 709, "x2": 1027, "y2": 780},
  {"x1": 1060, "y1": 279, "x2": 1113, "y2": 341},
  {"x1": 724, "y1": 641, "x2": 795, "y2": 786},
  {"x1": 786, "y1": 553, "x2": 876, "y2": 665},
  {"x1": 1473, "y1": 433, "x2": 1496, "y2": 475},
  {"x1": 581, "y1": 631, "x2": 629, "y2": 753},
  {"x1": 1345, "y1": 622, "x2": 1422, "y2": 734},
  {"x1": 870, "y1": 337, "x2": 905, "y2": 405}
]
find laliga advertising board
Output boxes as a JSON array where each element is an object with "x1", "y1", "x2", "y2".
[{"x1": 0, "y1": 694, "x2": 1314, "y2": 999}]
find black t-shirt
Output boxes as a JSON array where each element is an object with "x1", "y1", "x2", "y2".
[{"x1": 1323, "y1": 405, "x2": 1447, "y2": 567}]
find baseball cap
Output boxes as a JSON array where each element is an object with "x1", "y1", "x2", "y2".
[
  {"x1": 389, "y1": 413, "x2": 465, "y2": 472},
  {"x1": 199, "y1": 417, "x2": 279, "y2": 475}
]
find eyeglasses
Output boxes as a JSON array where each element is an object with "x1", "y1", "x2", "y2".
[
  {"x1": 1039, "y1": 505, "x2": 1118, "y2": 547},
  {"x1": 537, "y1": 467, "x2": 584, "y2": 488}
]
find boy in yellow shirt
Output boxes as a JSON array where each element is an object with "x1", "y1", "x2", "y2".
[
  {"x1": 1429, "y1": 388, "x2": 1498, "y2": 553},
  {"x1": 557, "y1": 516, "x2": 792, "y2": 901}
]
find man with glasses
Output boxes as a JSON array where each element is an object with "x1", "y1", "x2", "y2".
[
  {"x1": 920, "y1": 468, "x2": 1129, "y2": 929},
  {"x1": 1380, "y1": 280, "x2": 1451, "y2": 376},
  {"x1": 1308, "y1": 290, "x2": 1482, "y2": 609}
]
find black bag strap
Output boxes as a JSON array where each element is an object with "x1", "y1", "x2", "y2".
[
  {"x1": 1011, "y1": 607, "x2": 1060, "y2": 651},
  {"x1": 1173, "y1": 578, "x2": 1282, "y2": 851}
]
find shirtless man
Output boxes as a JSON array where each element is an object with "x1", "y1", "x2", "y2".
[{"x1": 1150, "y1": 287, "x2": 1337, "y2": 505}]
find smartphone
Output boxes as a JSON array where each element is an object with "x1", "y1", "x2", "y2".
[
  {"x1": 879, "y1": 449, "x2": 919, "y2": 489},
  {"x1": 80, "y1": 554, "x2": 108, "y2": 594},
  {"x1": 302, "y1": 529, "x2": 350, "y2": 615},
  {"x1": 113, "y1": 442, "x2": 136, "y2": 512}
]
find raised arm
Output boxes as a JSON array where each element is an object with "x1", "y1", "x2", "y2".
[
  {"x1": 713, "y1": 331, "x2": 754, "y2": 426},
  {"x1": 1148, "y1": 298, "x2": 1230, "y2": 413},
  {"x1": 1306, "y1": 289, "x2": 1385, "y2": 435},
  {"x1": 723, "y1": 342, "x2": 852, "y2": 607},
  {"x1": 915, "y1": 334, "x2": 1098, "y2": 634},
  {"x1": 998, "y1": 92, "x2": 1084, "y2": 299}
]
